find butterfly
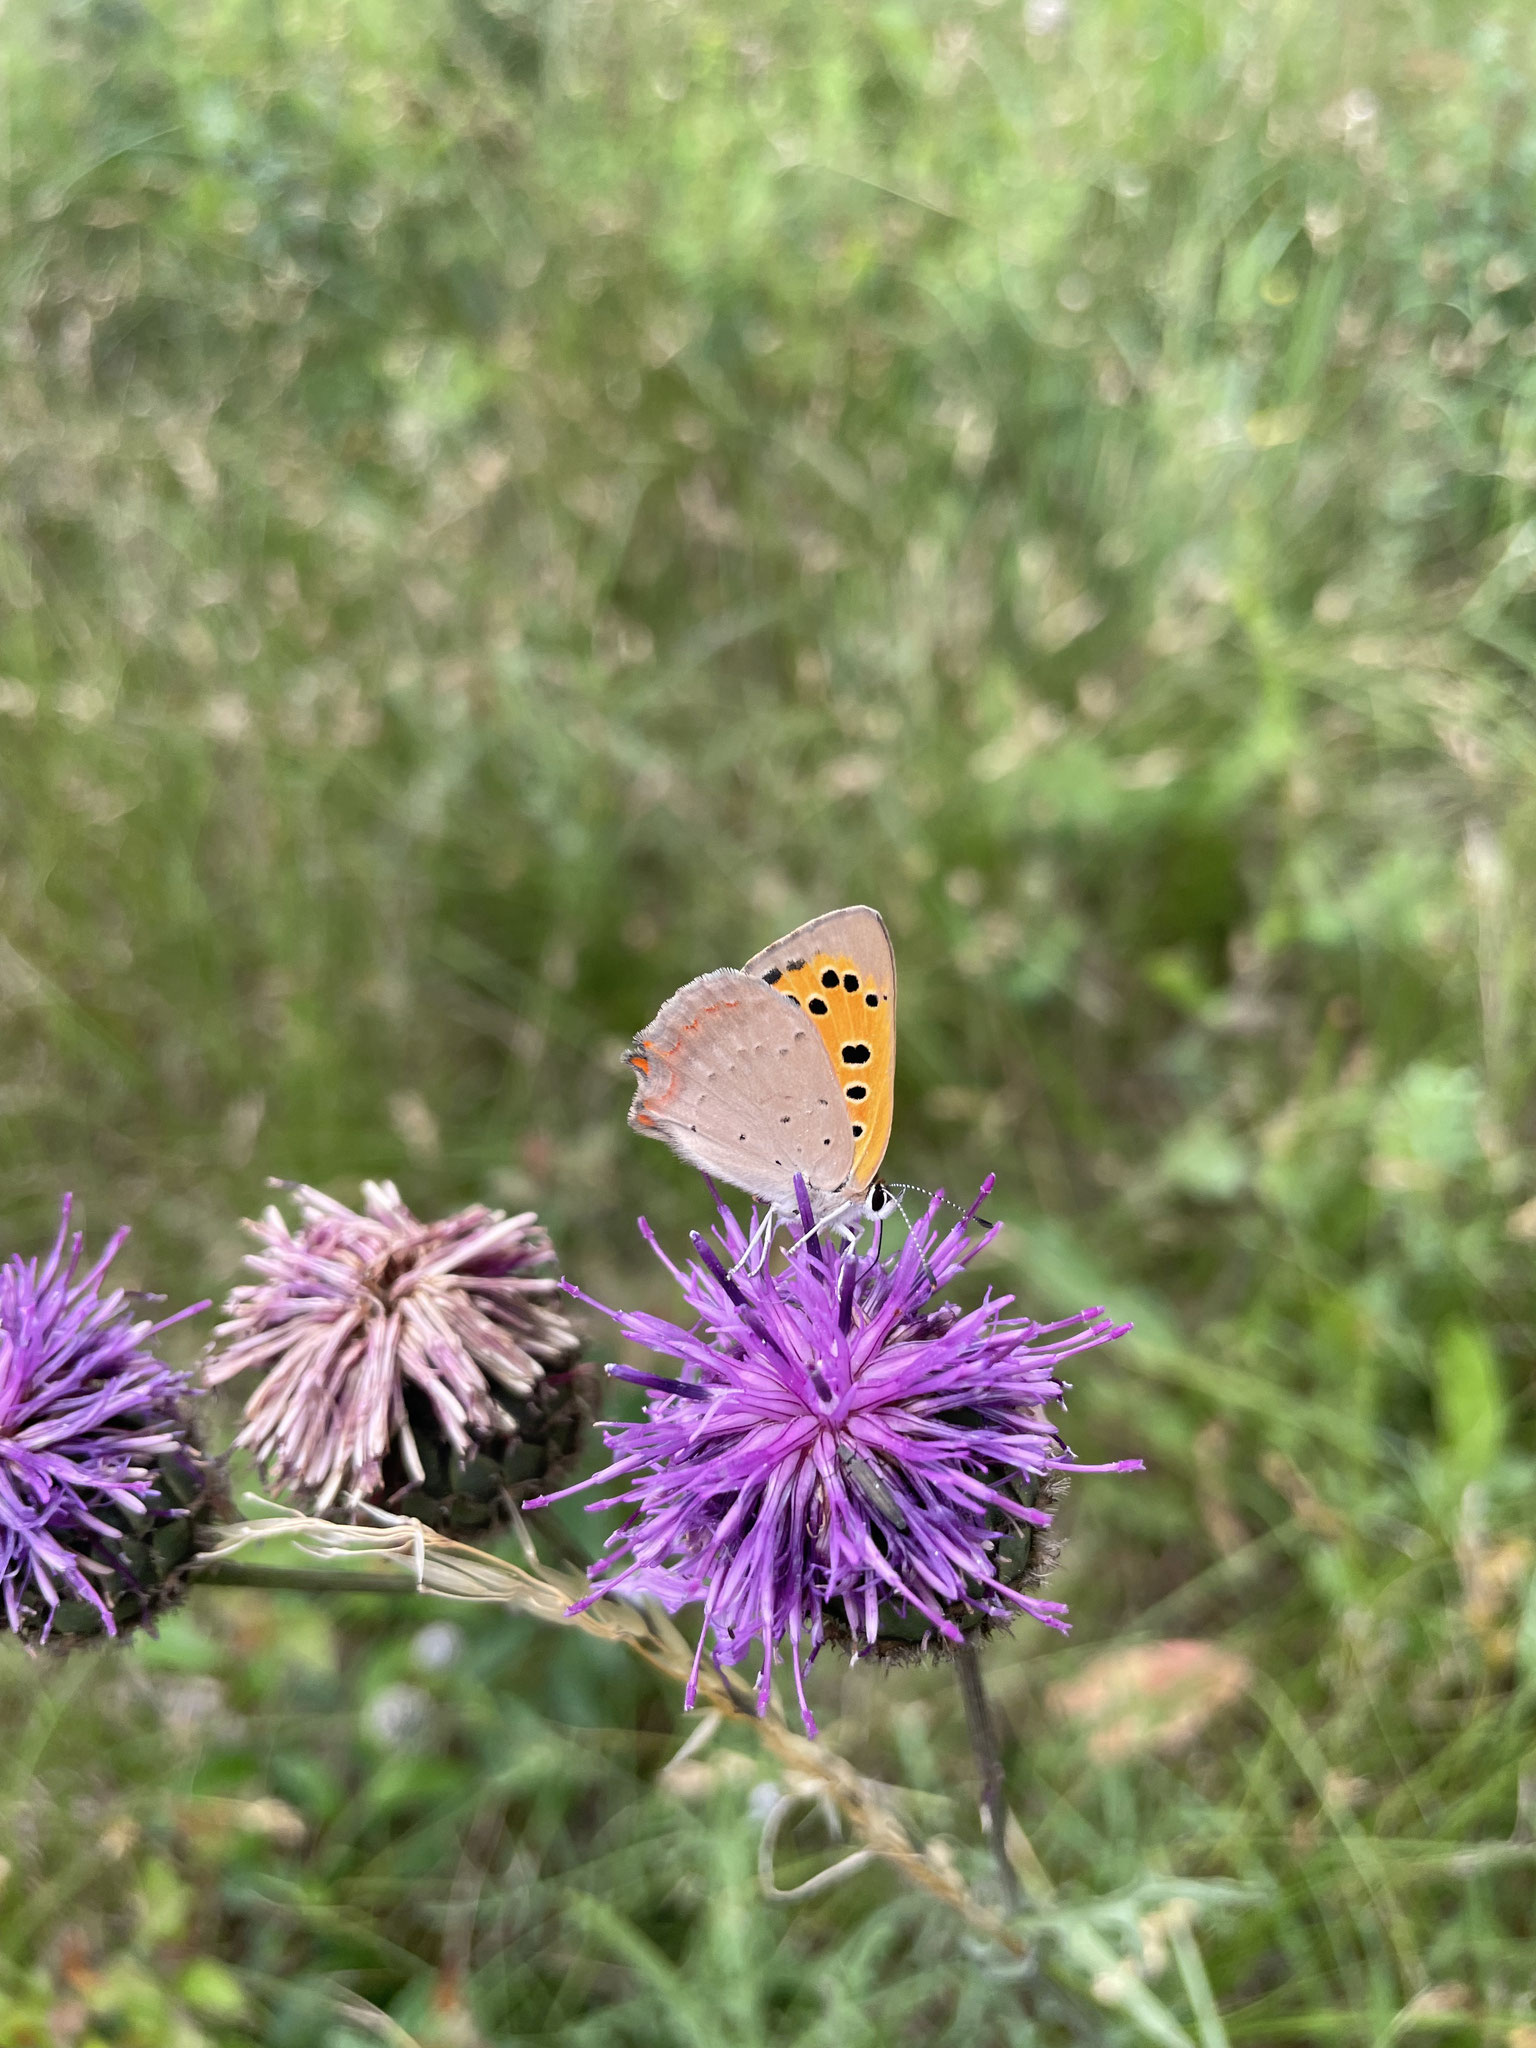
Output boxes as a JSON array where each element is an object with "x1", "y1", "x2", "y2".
[{"x1": 625, "y1": 905, "x2": 897, "y2": 1231}]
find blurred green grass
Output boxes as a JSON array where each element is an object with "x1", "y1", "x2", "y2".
[{"x1": 3, "y1": 0, "x2": 1536, "y2": 2039}]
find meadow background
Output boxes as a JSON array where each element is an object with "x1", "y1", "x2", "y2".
[{"x1": 3, "y1": 0, "x2": 1536, "y2": 2039}]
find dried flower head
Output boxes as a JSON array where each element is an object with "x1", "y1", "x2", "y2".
[
  {"x1": 1, "y1": 1198, "x2": 210, "y2": 1648},
  {"x1": 205, "y1": 1182, "x2": 588, "y2": 1531},
  {"x1": 531, "y1": 1177, "x2": 1137, "y2": 1735}
]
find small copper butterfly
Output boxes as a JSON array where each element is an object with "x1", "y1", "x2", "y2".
[{"x1": 625, "y1": 906, "x2": 897, "y2": 1228}]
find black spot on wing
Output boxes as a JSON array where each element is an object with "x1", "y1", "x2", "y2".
[
  {"x1": 845, "y1": 1083, "x2": 867, "y2": 1100},
  {"x1": 808, "y1": 996, "x2": 829, "y2": 1015},
  {"x1": 864, "y1": 991, "x2": 880, "y2": 1007},
  {"x1": 843, "y1": 972, "x2": 860, "y2": 991},
  {"x1": 820, "y1": 967, "x2": 840, "y2": 988},
  {"x1": 762, "y1": 966, "x2": 783, "y2": 985},
  {"x1": 841, "y1": 1043, "x2": 871, "y2": 1065}
]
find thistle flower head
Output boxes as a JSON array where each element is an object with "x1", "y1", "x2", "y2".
[
  {"x1": 205, "y1": 1182, "x2": 587, "y2": 1527},
  {"x1": 532, "y1": 1178, "x2": 1137, "y2": 1736},
  {"x1": 0, "y1": 1198, "x2": 207, "y2": 1646}
]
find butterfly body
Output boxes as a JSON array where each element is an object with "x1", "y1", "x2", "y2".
[{"x1": 627, "y1": 906, "x2": 896, "y2": 1226}]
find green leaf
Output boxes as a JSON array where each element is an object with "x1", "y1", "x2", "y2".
[
  {"x1": 177, "y1": 1959, "x2": 245, "y2": 2021},
  {"x1": 1432, "y1": 1321, "x2": 1504, "y2": 1480},
  {"x1": 1158, "y1": 1117, "x2": 1250, "y2": 1202}
]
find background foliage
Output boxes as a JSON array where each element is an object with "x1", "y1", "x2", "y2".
[{"x1": 3, "y1": 0, "x2": 1536, "y2": 2038}]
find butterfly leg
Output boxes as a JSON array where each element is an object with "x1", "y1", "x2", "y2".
[
  {"x1": 729, "y1": 1205, "x2": 776, "y2": 1277},
  {"x1": 773, "y1": 1212, "x2": 827, "y2": 1264},
  {"x1": 773, "y1": 1195, "x2": 869, "y2": 1267}
]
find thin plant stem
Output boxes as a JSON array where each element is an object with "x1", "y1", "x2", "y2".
[
  {"x1": 203, "y1": 1501, "x2": 1038, "y2": 1954},
  {"x1": 194, "y1": 1505, "x2": 1211, "y2": 2046},
  {"x1": 191, "y1": 1510, "x2": 592, "y2": 1595},
  {"x1": 192, "y1": 1559, "x2": 421, "y2": 1595},
  {"x1": 955, "y1": 1639, "x2": 1021, "y2": 1914}
]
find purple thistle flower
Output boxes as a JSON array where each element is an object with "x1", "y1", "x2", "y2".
[
  {"x1": 530, "y1": 1176, "x2": 1138, "y2": 1737},
  {"x1": 0, "y1": 1198, "x2": 207, "y2": 1645},
  {"x1": 205, "y1": 1181, "x2": 588, "y2": 1529}
]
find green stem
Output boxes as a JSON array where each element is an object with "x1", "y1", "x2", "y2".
[
  {"x1": 191, "y1": 1558, "x2": 420, "y2": 1596},
  {"x1": 955, "y1": 1640, "x2": 1021, "y2": 1914}
]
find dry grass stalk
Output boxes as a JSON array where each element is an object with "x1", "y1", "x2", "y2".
[
  {"x1": 202, "y1": 1502, "x2": 1028, "y2": 1950},
  {"x1": 200, "y1": 1504, "x2": 1219, "y2": 2045}
]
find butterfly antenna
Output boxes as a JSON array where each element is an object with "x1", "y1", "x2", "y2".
[
  {"x1": 888, "y1": 1182, "x2": 996, "y2": 1230},
  {"x1": 869, "y1": 1183, "x2": 938, "y2": 1290}
]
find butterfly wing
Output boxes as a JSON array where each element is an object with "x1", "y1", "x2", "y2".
[
  {"x1": 626, "y1": 969, "x2": 854, "y2": 1208},
  {"x1": 741, "y1": 905, "x2": 896, "y2": 1197}
]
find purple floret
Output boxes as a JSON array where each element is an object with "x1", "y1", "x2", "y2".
[
  {"x1": 0, "y1": 1198, "x2": 203, "y2": 1641},
  {"x1": 531, "y1": 1176, "x2": 1137, "y2": 1736}
]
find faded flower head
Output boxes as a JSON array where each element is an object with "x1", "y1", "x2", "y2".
[
  {"x1": 532, "y1": 1178, "x2": 1137, "y2": 1735},
  {"x1": 1, "y1": 1198, "x2": 210, "y2": 1648},
  {"x1": 205, "y1": 1182, "x2": 588, "y2": 1531}
]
